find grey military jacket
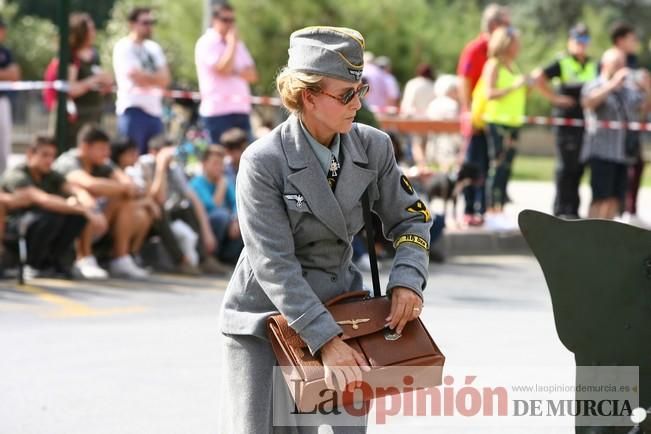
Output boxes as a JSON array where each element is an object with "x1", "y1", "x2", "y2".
[{"x1": 220, "y1": 115, "x2": 432, "y2": 355}]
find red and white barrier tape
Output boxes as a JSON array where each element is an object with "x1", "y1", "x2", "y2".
[
  {"x1": 0, "y1": 80, "x2": 70, "y2": 92},
  {"x1": 0, "y1": 80, "x2": 282, "y2": 106},
  {"x1": 368, "y1": 104, "x2": 400, "y2": 115},
  {"x1": 3, "y1": 80, "x2": 651, "y2": 131},
  {"x1": 493, "y1": 114, "x2": 651, "y2": 132}
]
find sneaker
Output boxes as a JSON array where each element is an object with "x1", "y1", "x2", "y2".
[
  {"x1": 462, "y1": 214, "x2": 484, "y2": 227},
  {"x1": 619, "y1": 212, "x2": 651, "y2": 229},
  {"x1": 23, "y1": 265, "x2": 53, "y2": 280},
  {"x1": 557, "y1": 214, "x2": 580, "y2": 220},
  {"x1": 109, "y1": 255, "x2": 150, "y2": 279},
  {"x1": 176, "y1": 262, "x2": 202, "y2": 276},
  {"x1": 200, "y1": 256, "x2": 231, "y2": 275},
  {"x1": 73, "y1": 256, "x2": 109, "y2": 280}
]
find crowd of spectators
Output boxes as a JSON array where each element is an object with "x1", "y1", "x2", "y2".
[
  {"x1": 0, "y1": 2, "x2": 648, "y2": 279},
  {"x1": 390, "y1": 4, "x2": 650, "y2": 227}
]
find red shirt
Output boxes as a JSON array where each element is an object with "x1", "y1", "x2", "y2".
[{"x1": 456, "y1": 34, "x2": 489, "y2": 93}]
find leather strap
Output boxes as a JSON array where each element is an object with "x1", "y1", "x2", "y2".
[
  {"x1": 362, "y1": 189, "x2": 381, "y2": 298},
  {"x1": 351, "y1": 123, "x2": 381, "y2": 299}
]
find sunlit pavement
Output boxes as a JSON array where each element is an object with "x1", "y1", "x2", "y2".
[{"x1": 0, "y1": 254, "x2": 581, "y2": 434}]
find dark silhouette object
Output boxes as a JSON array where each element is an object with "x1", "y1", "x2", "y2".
[{"x1": 519, "y1": 210, "x2": 651, "y2": 434}]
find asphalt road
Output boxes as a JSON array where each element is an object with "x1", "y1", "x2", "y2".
[{"x1": 0, "y1": 255, "x2": 578, "y2": 434}]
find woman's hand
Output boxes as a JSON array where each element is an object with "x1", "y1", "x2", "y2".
[
  {"x1": 320, "y1": 336, "x2": 370, "y2": 391},
  {"x1": 385, "y1": 287, "x2": 423, "y2": 335}
]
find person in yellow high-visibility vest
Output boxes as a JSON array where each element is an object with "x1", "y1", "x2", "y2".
[{"x1": 479, "y1": 26, "x2": 530, "y2": 212}]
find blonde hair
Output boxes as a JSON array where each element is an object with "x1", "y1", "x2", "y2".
[
  {"x1": 488, "y1": 26, "x2": 518, "y2": 60},
  {"x1": 276, "y1": 67, "x2": 323, "y2": 115}
]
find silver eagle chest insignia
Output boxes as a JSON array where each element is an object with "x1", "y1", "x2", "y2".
[{"x1": 285, "y1": 194, "x2": 305, "y2": 208}]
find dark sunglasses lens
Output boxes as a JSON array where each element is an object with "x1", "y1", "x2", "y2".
[
  {"x1": 358, "y1": 84, "x2": 369, "y2": 99},
  {"x1": 341, "y1": 89, "x2": 355, "y2": 104},
  {"x1": 342, "y1": 85, "x2": 369, "y2": 104}
]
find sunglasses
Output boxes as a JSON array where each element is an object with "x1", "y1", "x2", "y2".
[
  {"x1": 573, "y1": 35, "x2": 591, "y2": 45},
  {"x1": 138, "y1": 19, "x2": 157, "y2": 26},
  {"x1": 318, "y1": 83, "x2": 370, "y2": 105},
  {"x1": 218, "y1": 16, "x2": 236, "y2": 23}
]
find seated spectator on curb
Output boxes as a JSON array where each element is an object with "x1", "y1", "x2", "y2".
[
  {"x1": 0, "y1": 189, "x2": 34, "y2": 276},
  {"x1": 220, "y1": 127, "x2": 248, "y2": 183},
  {"x1": 110, "y1": 138, "x2": 177, "y2": 268},
  {"x1": 0, "y1": 190, "x2": 32, "y2": 238},
  {"x1": 53, "y1": 124, "x2": 151, "y2": 279},
  {"x1": 189, "y1": 145, "x2": 242, "y2": 263},
  {"x1": 112, "y1": 137, "x2": 201, "y2": 275},
  {"x1": 0, "y1": 135, "x2": 104, "y2": 278},
  {"x1": 137, "y1": 135, "x2": 227, "y2": 275}
]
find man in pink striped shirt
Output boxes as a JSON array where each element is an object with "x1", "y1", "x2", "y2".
[{"x1": 195, "y1": 3, "x2": 258, "y2": 144}]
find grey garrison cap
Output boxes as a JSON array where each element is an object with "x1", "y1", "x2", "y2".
[{"x1": 288, "y1": 26, "x2": 365, "y2": 83}]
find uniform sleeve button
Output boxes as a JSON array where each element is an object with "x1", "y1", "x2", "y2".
[
  {"x1": 331, "y1": 276, "x2": 337, "y2": 282},
  {"x1": 337, "y1": 239, "x2": 344, "y2": 245}
]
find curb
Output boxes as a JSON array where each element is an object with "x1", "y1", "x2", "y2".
[{"x1": 441, "y1": 228, "x2": 531, "y2": 256}]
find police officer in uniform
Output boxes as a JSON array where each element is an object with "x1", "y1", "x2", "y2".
[
  {"x1": 534, "y1": 23, "x2": 597, "y2": 219},
  {"x1": 218, "y1": 27, "x2": 432, "y2": 433}
]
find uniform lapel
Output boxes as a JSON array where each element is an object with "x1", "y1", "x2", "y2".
[
  {"x1": 282, "y1": 116, "x2": 349, "y2": 241},
  {"x1": 335, "y1": 127, "x2": 377, "y2": 210}
]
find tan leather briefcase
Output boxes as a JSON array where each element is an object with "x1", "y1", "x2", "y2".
[{"x1": 267, "y1": 290, "x2": 445, "y2": 412}]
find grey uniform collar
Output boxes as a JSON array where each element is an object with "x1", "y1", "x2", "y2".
[
  {"x1": 282, "y1": 115, "x2": 368, "y2": 170},
  {"x1": 299, "y1": 120, "x2": 341, "y2": 175}
]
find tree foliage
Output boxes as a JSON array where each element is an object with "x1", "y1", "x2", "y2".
[
  {"x1": 0, "y1": 3, "x2": 57, "y2": 80},
  {"x1": 232, "y1": 0, "x2": 483, "y2": 95},
  {"x1": 9, "y1": 0, "x2": 116, "y2": 29},
  {"x1": 8, "y1": 0, "x2": 651, "y2": 114}
]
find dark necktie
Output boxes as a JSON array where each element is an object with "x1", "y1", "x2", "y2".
[{"x1": 327, "y1": 153, "x2": 340, "y2": 192}]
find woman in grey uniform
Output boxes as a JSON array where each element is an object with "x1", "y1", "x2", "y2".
[{"x1": 219, "y1": 26, "x2": 432, "y2": 433}]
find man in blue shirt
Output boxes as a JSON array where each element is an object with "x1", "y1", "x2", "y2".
[{"x1": 189, "y1": 145, "x2": 242, "y2": 263}]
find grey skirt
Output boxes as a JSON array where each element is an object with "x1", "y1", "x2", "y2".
[{"x1": 219, "y1": 333, "x2": 367, "y2": 434}]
